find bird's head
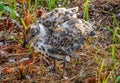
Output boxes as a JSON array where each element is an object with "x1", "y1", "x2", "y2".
[
  {"x1": 87, "y1": 25, "x2": 96, "y2": 37},
  {"x1": 78, "y1": 19, "x2": 96, "y2": 38},
  {"x1": 23, "y1": 23, "x2": 47, "y2": 47},
  {"x1": 85, "y1": 26, "x2": 96, "y2": 38}
]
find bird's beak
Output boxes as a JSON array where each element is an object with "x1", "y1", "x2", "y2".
[
  {"x1": 90, "y1": 31, "x2": 97, "y2": 38},
  {"x1": 22, "y1": 36, "x2": 31, "y2": 48},
  {"x1": 22, "y1": 40, "x2": 28, "y2": 48}
]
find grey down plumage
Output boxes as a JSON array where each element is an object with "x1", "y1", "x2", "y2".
[{"x1": 25, "y1": 7, "x2": 94, "y2": 62}]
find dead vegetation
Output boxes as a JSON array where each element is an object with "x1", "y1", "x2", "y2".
[{"x1": 0, "y1": 0, "x2": 120, "y2": 83}]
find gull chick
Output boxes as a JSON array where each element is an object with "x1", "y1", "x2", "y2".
[{"x1": 24, "y1": 7, "x2": 95, "y2": 71}]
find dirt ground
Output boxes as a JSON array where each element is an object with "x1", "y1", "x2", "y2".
[{"x1": 0, "y1": 0, "x2": 120, "y2": 83}]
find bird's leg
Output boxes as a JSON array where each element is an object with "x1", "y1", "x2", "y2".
[
  {"x1": 53, "y1": 59, "x2": 56, "y2": 72},
  {"x1": 63, "y1": 56, "x2": 66, "y2": 72},
  {"x1": 63, "y1": 56, "x2": 67, "y2": 77}
]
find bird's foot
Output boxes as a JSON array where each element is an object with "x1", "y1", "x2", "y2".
[
  {"x1": 47, "y1": 66, "x2": 61, "y2": 80},
  {"x1": 47, "y1": 65, "x2": 57, "y2": 73}
]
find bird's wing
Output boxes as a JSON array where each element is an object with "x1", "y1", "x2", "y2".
[
  {"x1": 37, "y1": 7, "x2": 79, "y2": 28},
  {"x1": 45, "y1": 19, "x2": 86, "y2": 55}
]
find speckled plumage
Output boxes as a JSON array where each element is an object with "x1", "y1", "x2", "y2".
[{"x1": 25, "y1": 7, "x2": 94, "y2": 61}]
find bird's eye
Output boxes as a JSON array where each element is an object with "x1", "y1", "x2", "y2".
[
  {"x1": 31, "y1": 34, "x2": 35, "y2": 37},
  {"x1": 90, "y1": 31, "x2": 95, "y2": 36},
  {"x1": 30, "y1": 29, "x2": 37, "y2": 37}
]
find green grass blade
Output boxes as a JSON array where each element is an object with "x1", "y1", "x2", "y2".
[
  {"x1": 85, "y1": 0, "x2": 89, "y2": 21},
  {"x1": 47, "y1": 0, "x2": 57, "y2": 11},
  {"x1": 112, "y1": 14, "x2": 119, "y2": 42},
  {"x1": 21, "y1": 18, "x2": 27, "y2": 30},
  {"x1": 34, "y1": 0, "x2": 38, "y2": 10},
  {"x1": 98, "y1": 59, "x2": 105, "y2": 83},
  {"x1": 28, "y1": 0, "x2": 31, "y2": 10},
  {"x1": 115, "y1": 76, "x2": 120, "y2": 83},
  {"x1": 113, "y1": 14, "x2": 119, "y2": 27},
  {"x1": 111, "y1": 44, "x2": 115, "y2": 65},
  {"x1": 111, "y1": 14, "x2": 119, "y2": 66},
  {"x1": 13, "y1": 0, "x2": 16, "y2": 10}
]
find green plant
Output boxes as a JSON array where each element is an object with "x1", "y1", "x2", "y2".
[
  {"x1": 0, "y1": 1, "x2": 14, "y2": 17},
  {"x1": 115, "y1": 76, "x2": 120, "y2": 83},
  {"x1": 85, "y1": 0, "x2": 89, "y2": 21},
  {"x1": 111, "y1": 14, "x2": 119, "y2": 66},
  {"x1": 7, "y1": 0, "x2": 18, "y2": 19},
  {"x1": 112, "y1": 14, "x2": 119, "y2": 42},
  {"x1": 21, "y1": 18, "x2": 27, "y2": 30},
  {"x1": 63, "y1": 0, "x2": 70, "y2": 8},
  {"x1": 0, "y1": 1, "x2": 4, "y2": 17},
  {"x1": 94, "y1": 49, "x2": 99, "y2": 63},
  {"x1": 33, "y1": 0, "x2": 38, "y2": 11},
  {"x1": 102, "y1": 61, "x2": 119, "y2": 83},
  {"x1": 106, "y1": 26, "x2": 113, "y2": 33},
  {"x1": 47, "y1": 0, "x2": 57, "y2": 11},
  {"x1": 98, "y1": 59, "x2": 105, "y2": 83},
  {"x1": 102, "y1": 73, "x2": 110, "y2": 83},
  {"x1": 40, "y1": 0, "x2": 46, "y2": 6},
  {"x1": 0, "y1": 1, "x2": 4, "y2": 11},
  {"x1": 28, "y1": 0, "x2": 31, "y2": 10}
]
